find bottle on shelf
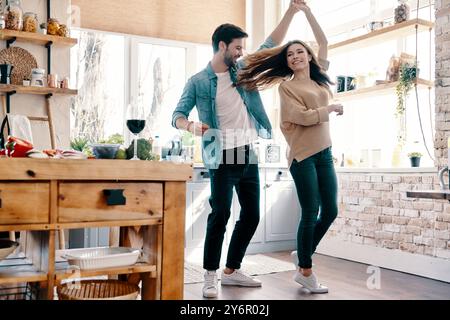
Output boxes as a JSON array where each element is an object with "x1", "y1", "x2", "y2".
[{"x1": 152, "y1": 135, "x2": 162, "y2": 161}]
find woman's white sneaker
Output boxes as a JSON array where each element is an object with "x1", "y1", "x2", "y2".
[
  {"x1": 203, "y1": 270, "x2": 218, "y2": 298},
  {"x1": 291, "y1": 251, "x2": 299, "y2": 269},
  {"x1": 294, "y1": 271, "x2": 328, "y2": 294},
  {"x1": 221, "y1": 269, "x2": 262, "y2": 287}
]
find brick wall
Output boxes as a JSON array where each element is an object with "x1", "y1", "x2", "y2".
[
  {"x1": 435, "y1": 0, "x2": 450, "y2": 167},
  {"x1": 326, "y1": 172, "x2": 450, "y2": 260}
]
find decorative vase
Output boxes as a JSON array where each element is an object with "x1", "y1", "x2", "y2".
[{"x1": 410, "y1": 157, "x2": 421, "y2": 167}]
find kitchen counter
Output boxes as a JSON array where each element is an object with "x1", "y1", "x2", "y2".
[{"x1": 192, "y1": 162, "x2": 437, "y2": 172}]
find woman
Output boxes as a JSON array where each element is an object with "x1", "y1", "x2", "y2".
[{"x1": 237, "y1": 2, "x2": 343, "y2": 293}]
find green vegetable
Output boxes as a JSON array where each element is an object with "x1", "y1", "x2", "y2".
[
  {"x1": 115, "y1": 148, "x2": 127, "y2": 159},
  {"x1": 126, "y1": 138, "x2": 153, "y2": 160}
]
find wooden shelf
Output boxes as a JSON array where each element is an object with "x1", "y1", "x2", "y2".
[
  {"x1": 0, "y1": 255, "x2": 47, "y2": 285},
  {"x1": 54, "y1": 262, "x2": 157, "y2": 281},
  {"x1": 329, "y1": 19, "x2": 434, "y2": 54},
  {"x1": 0, "y1": 224, "x2": 52, "y2": 232},
  {"x1": 0, "y1": 29, "x2": 77, "y2": 47},
  {"x1": 407, "y1": 190, "x2": 450, "y2": 201},
  {"x1": 56, "y1": 219, "x2": 163, "y2": 230},
  {"x1": 0, "y1": 84, "x2": 78, "y2": 96},
  {"x1": 334, "y1": 78, "x2": 434, "y2": 101}
]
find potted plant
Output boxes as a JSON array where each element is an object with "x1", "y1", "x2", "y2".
[
  {"x1": 395, "y1": 62, "x2": 418, "y2": 117},
  {"x1": 408, "y1": 152, "x2": 422, "y2": 167}
]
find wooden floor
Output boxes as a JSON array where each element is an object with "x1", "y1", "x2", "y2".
[{"x1": 184, "y1": 251, "x2": 450, "y2": 300}]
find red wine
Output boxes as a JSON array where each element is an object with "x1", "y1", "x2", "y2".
[{"x1": 127, "y1": 119, "x2": 146, "y2": 134}]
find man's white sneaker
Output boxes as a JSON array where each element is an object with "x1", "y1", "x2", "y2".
[
  {"x1": 294, "y1": 271, "x2": 328, "y2": 294},
  {"x1": 221, "y1": 269, "x2": 262, "y2": 287},
  {"x1": 203, "y1": 270, "x2": 218, "y2": 298}
]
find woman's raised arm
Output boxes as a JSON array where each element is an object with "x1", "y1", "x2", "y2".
[{"x1": 300, "y1": 3, "x2": 328, "y2": 62}]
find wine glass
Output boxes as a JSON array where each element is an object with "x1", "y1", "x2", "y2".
[{"x1": 126, "y1": 97, "x2": 146, "y2": 160}]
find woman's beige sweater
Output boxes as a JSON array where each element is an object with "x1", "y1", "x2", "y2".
[{"x1": 279, "y1": 75, "x2": 333, "y2": 167}]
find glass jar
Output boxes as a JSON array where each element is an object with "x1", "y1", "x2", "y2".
[
  {"x1": 31, "y1": 68, "x2": 45, "y2": 87},
  {"x1": 23, "y1": 12, "x2": 38, "y2": 33},
  {"x1": 0, "y1": 15, "x2": 5, "y2": 30},
  {"x1": 5, "y1": 0, "x2": 23, "y2": 31},
  {"x1": 394, "y1": 0, "x2": 410, "y2": 24},
  {"x1": 57, "y1": 24, "x2": 69, "y2": 37},
  {"x1": 47, "y1": 18, "x2": 59, "y2": 35}
]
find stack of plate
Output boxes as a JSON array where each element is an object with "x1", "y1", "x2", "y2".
[{"x1": 61, "y1": 247, "x2": 141, "y2": 270}]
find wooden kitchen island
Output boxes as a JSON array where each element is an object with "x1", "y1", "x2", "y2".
[{"x1": 0, "y1": 158, "x2": 192, "y2": 300}]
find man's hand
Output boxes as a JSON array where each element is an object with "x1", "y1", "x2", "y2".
[{"x1": 189, "y1": 122, "x2": 210, "y2": 136}]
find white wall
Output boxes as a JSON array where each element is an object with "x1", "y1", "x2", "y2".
[{"x1": 0, "y1": 0, "x2": 71, "y2": 150}]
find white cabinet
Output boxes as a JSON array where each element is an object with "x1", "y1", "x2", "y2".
[
  {"x1": 185, "y1": 180, "x2": 212, "y2": 249},
  {"x1": 264, "y1": 171, "x2": 301, "y2": 242}
]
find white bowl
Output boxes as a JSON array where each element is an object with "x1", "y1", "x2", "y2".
[
  {"x1": 61, "y1": 247, "x2": 141, "y2": 270},
  {"x1": 0, "y1": 240, "x2": 19, "y2": 261}
]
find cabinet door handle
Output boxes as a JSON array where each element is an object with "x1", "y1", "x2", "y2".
[
  {"x1": 200, "y1": 171, "x2": 210, "y2": 179},
  {"x1": 103, "y1": 189, "x2": 126, "y2": 206}
]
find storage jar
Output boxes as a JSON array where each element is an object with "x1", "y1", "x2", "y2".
[
  {"x1": 5, "y1": 0, "x2": 23, "y2": 31},
  {"x1": 23, "y1": 12, "x2": 38, "y2": 32}
]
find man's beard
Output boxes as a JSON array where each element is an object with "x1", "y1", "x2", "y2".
[{"x1": 224, "y1": 51, "x2": 236, "y2": 68}]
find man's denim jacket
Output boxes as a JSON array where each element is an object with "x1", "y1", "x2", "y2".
[{"x1": 172, "y1": 37, "x2": 275, "y2": 169}]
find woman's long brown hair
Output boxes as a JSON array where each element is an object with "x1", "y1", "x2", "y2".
[{"x1": 237, "y1": 40, "x2": 334, "y2": 91}]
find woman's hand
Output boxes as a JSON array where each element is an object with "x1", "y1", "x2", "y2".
[
  {"x1": 327, "y1": 104, "x2": 344, "y2": 116},
  {"x1": 298, "y1": 1, "x2": 311, "y2": 13},
  {"x1": 287, "y1": 0, "x2": 303, "y2": 15}
]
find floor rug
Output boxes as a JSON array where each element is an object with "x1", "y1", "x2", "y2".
[{"x1": 184, "y1": 254, "x2": 295, "y2": 284}]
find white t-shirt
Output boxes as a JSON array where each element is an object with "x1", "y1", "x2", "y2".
[{"x1": 215, "y1": 72, "x2": 258, "y2": 150}]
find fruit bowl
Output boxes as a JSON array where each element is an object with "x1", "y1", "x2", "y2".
[{"x1": 91, "y1": 144, "x2": 120, "y2": 159}]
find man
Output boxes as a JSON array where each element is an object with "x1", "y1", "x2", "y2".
[{"x1": 172, "y1": 1, "x2": 303, "y2": 298}]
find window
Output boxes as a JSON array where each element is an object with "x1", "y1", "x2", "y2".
[
  {"x1": 70, "y1": 30, "x2": 212, "y2": 147},
  {"x1": 131, "y1": 40, "x2": 187, "y2": 143},
  {"x1": 280, "y1": 0, "x2": 435, "y2": 168},
  {"x1": 70, "y1": 30, "x2": 126, "y2": 143}
]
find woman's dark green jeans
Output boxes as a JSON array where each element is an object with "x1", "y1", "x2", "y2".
[{"x1": 289, "y1": 147, "x2": 338, "y2": 269}]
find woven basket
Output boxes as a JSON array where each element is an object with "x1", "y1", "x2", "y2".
[
  {"x1": 0, "y1": 47, "x2": 38, "y2": 85},
  {"x1": 57, "y1": 280, "x2": 139, "y2": 300}
]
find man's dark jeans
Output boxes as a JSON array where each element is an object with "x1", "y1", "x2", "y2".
[
  {"x1": 203, "y1": 145, "x2": 260, "y2": 271},
  {"x1": 289, "y1": 147, "x2": 338, "y2": 269}
]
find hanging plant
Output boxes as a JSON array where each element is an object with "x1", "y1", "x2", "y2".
[{"x1": 395, "y1": 62, "x2": 418, "y2": 117}]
